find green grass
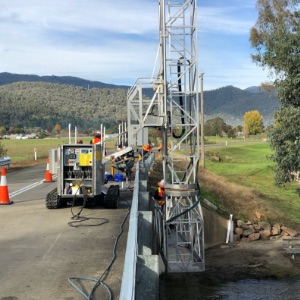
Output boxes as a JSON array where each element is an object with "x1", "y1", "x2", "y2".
[
  {"x1": 205, "y1": 133, "x2": 268, "y2": 145},
  {"x1": 1, "y1": 137, "x2": 118, "y2": 164},
  {"x1": 203, "y1": 141, "x2": 300, "y2": 227},
  {"x1": 206, "y1": 143, "x2": 273, "y2": 183},
  {"x1": 2, "y1": 138, "x2": 68, "y2": 162}
]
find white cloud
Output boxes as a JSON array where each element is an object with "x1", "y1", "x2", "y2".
[
  {"x1": 0, "y1": 0, "x2": 268, "y2": 90},
  {"x1": 199, "y1": 7, "x2": 254, "y2": 35},
  {"x1": 0, "y1": 0, "x2": 158, "y2": 35}
]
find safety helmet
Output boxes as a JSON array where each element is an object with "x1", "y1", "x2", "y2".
[
  {"x1": 94, "y1": 131, "x2": 101, "y2": 137},
  {"x1": 158, "y1": 179, "x2": 165, "y2": 188}
]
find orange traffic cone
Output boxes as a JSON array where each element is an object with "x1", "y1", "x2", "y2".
[
  {"x1": 0, "y1": 166, "x2": 13, "y2": 205},
  {"x1": 43, "y1": 159, "x2": 53, "y2": 182}
]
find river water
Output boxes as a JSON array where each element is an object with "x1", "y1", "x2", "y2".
[
  {"x1": 204, "y1": 278, "x2": 300, "y2": 300},
  {"x1": 160, "y1": 278, "x2": 300, "y2": 300}
]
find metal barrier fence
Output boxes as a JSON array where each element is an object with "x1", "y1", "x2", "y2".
[
  {"x1": 119, "y1": 153, "x2": 157, "y2": 299},
  {"x1": 0, "y1": 157, "x2": 11, "y2": 169},
  {"x1": 119, "y1": 160, "x2": 140, "y2": 300}
]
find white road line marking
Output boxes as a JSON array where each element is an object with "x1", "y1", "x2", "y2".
[
  {"x1": 9, "y1": 175, "x2": 57, "y2": 198},
  {"x1": 9, "y1": 181, "x2": 44, "y2": 198}
]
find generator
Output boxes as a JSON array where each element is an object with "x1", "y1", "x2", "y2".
[{"x1": 46, "y1": 143, "x2": 119, "y2": 209}]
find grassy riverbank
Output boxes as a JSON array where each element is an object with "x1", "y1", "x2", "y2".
[
  {"x1": 150, "y1": 139, "x2": 300, "y2": 232},
  {"x1": 201, "y1": 141, "x2": 300, "y2": 231}
]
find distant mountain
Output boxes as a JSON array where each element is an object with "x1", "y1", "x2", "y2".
[
  {"x1": 0, "y1": 72, "x2": 130, "y2": 90},
  {"x1": 0, "y1": 72, "x2": 157, "y2": 98},
  {"x1": 0, "y1": 72, "x2": 280, "y2": 128},
  {"x1": 244, "y1": 86, "x2": 261, "y2": 93},
  {"x1": 0, "y1": 81, "x2": 129, "y2": 131},
  {"x1": 204, "y1": 86, "x2": 279, "y2": 125}
]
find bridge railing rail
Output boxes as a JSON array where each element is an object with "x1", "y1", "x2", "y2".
[
  {"x1": 119, "y1": 153, "x2": 157, "y2": 299},
  {"x1": 0, "y1": 157, "x2": 11, "y2": 169},
  {"x1": 119, "y1": 160, "x2": 140, "y2": 300}
]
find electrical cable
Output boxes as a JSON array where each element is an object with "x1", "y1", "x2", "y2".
[
  {"x1": 172, "y1": 57, "x2": 188, "y2": 139},
  {"x1": 67, "y1": 192, "x2": 131, "y2": 300},
  {"x1": 67, "y1": 181, "x2": 108, "y2": 228},
  {"x1": 165, "y1": 196, "x2": 200, "y2": 224},
  {"x1": 68, "y1": 215, "x2": 109, "y2": 228},
  {"x1": 68, "y1": 177, "x2": 86, "y2": 221},
  {"x1": 165, "y1": 181, "x2": 201, "y2": 224}
]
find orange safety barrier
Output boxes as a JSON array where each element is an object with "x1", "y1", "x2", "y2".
[
  {"x1": 43, "y1": 159, "x2": 54, "y2": 182},
  {"x1": 0, "y1": 166, "x2": 13, "y2": 205}
]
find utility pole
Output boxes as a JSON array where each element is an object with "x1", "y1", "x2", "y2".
[{"x1": 200, "y1": 73, "x2": 205, "y2": 168}]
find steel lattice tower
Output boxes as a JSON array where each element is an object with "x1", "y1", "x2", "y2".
[{"x1": 127, "y1": 0, "x2": 204, "y2": 272}]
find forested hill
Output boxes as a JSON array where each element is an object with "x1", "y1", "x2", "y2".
[
  {"x1": 0, "y1": 72, "x2": 129, "y2": 90},
  {"x1": 0, "y1": 73, "x2": 280, "y2": 130},
  {"x1": 0, "y1": 81, "x2": 128, "y2": 130},
  {"x1": 204, "y1": 86, "x2": 279, "y2": 125}
]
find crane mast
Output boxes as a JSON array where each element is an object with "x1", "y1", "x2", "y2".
[{"x1": 127, "y1": 0, "x2": 204, "y2": 272}]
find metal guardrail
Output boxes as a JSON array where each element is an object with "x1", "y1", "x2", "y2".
[
  {"x1": 0, "y1": 157, "x2": 11, "y2": 169},
  {"x1": 119, "y1": 153, "x2": 155, "y2": 300},
  {"x1": 119, "y1": 160, "x2": 140, "y2": 300},
  {"x1": 143, "y1": 153, "x2": 155, "y2": 170}
]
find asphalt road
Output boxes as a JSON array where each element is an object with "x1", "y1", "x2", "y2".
[
  {"x1": 7, "y1": 163, "x2": 53, "y2": 203},
  {"x1": 0, "y1": 165, "x2": 132, "y2": 300}
]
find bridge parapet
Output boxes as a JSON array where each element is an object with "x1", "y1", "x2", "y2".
[{"x1": 120, "y1": 153, "x2": 164, "y2": 300}]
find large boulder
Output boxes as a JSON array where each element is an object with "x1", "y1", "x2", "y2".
[
  {"x1": 235, "y1": 227, "x2": 244, "y2": 236},
  {"x1": 260, "y1": 229, "x2": 271, "y2": 239},
  {"x1": 248, "y1": 232, "x2": 261, "y2": 241},
  {"x1": 243, "y1": 226, "x2": 255, "y2": 237},
  {"x1": 258, "y1": 222, "x2": 272, "y2": 231},
  {"x1": 281, "y1": 226, "x2": 298, "y2": 237}
]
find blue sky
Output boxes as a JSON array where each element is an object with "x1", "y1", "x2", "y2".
[{"x1": 0, "y1": 0, "x2": 269, "y2": 91}]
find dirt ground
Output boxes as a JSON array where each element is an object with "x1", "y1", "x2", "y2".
[
  {"x1": 159, "y1": 238, "x2": 300, "y2": 300},
  {"x1": 204, "y1": 238, "x2": 300, "y2": 281}
]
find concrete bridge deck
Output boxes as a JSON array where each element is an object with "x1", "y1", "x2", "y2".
[{"x1": 0, "y1": 167, "x2": 133, "y2": 299}]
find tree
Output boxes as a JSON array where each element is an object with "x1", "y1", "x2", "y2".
[
  {"x1": 54, "y1": 124, "x2": 61, "y2": 134},
  {"x1": 226, "y1": 126, "x2": 238, "y2": 139},
  {"x1": 46, "y1": 124, "x2": 53, "y2": 133},
  {"x1": 0, "y1": 126, "x2": 6, "y2": 137},
  {"x1": 243, "y1": 110, "x2": 264, "y2": 135},
  {"x1": 250, "y1": 0, "x2": 300, "y2": 184},
  {"x1": 0, "y1": 141, "x2": 7, "y2": 157},
  {"x1": 204, "y1": 117, "x2": 228, "y2": 137}
]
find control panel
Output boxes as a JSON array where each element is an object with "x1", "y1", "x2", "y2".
[
  {"x1": 58, "y1": 144, "x2": 103, "y2": 197},
  {"x1": 64, "y1": 147, "x2": 93, "y2": 167}
]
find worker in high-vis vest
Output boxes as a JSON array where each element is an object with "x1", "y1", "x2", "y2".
[
  {"x1": 157, "y1": 143, "x2": 162, "y2": 151},
  {"x1": 156, "y1": 143, "x2": 171, "y2": 152},
  {"x1": 90, "y1": 131, "x2": 102, "y2": 144},
  {"x1": 142, "y1": 144, "x2": 152, "y2": 155},
  {"x1": 154, "y1": 179, "x2": 165, "y2": 207}
]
